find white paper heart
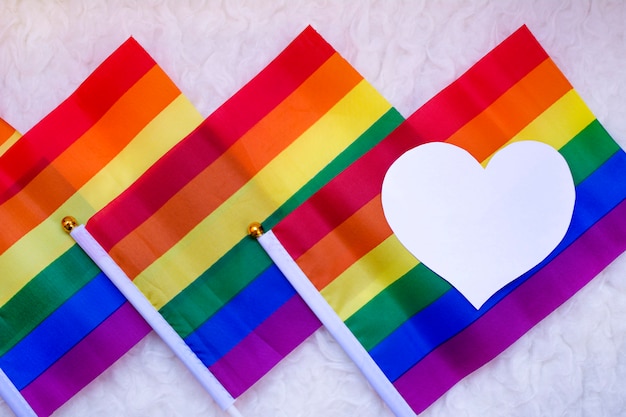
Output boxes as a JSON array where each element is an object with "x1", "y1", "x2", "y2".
[{"x1": 381, "y1": 141, "x2": 575, "y2": 309}]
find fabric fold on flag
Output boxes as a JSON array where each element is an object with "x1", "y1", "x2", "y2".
[
  {"x1": 85, "y1": 26, "x2": 405, "y2": 397},
  {"x1": 266, "y1": 25, "x2": 626, "y2": 414},
  {"x1": 0, "y1": 39, "x2": 203, "y2": 416}
]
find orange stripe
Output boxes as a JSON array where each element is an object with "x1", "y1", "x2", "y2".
[
  {"x1": 108, "y1": 52, "x2": 363, "y2": 279},
  {"x1": 0, "y1": 66, "x2": 179, "y2": 253},
  {"x1": 52, "y1": 66, "x2": 180, "y2": 189},
  {"x1": 0, "y1": 120, "x2": 15, "y2": 145},
  {"x1": 447, "y1": 58, "x2": 572, "y2": 161},
  {"x1": 0, "y1": 169, "x2": 75, "y2": 254},
  {"x1": 296, "y1": 195, "x2": 392, "y2": 291}
]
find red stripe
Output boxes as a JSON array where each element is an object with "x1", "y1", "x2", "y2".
[
  {"x1": 275, "y1": 122, "x2": 428, "y2": 259},
  {"x1": 404, "y1": 26, "x2": 548, "y2": 141},
  {"x1": 205, "y1": 26, "x2": 336, "y2": 146},
  {"x1": 273, "y1": 25, "x2": 549, "y2": 259},
  {"x1": 209, "y1": 295, "x2": 321, "y2": 397},
  {"x1": 87, "y1": 26, "x2": 336, "y2": 252},
  {"x1": 0, "y1": 38, "x2": 156, "y2": 205}
]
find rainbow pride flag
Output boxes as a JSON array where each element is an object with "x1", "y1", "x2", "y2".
[
  {"x1": 0, "y1": 119, "x2": 21, "y2": 156},
  {"x1": 0, "y1": 120, "x2": 37, "y2": 417},
  {"x1": 0, "y1": 38, "x2": 203, "y2": 416},
  {"x1": 85, "y1": 26, "x2": 404, "y2": 397},
  {"x1": 266, "y1": 25, "x2": 626, "y2": 414}
]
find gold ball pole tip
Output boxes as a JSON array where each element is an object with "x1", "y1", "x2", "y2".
[
  {"x1": 247, "y1": 222, "x2": 264, "y2": 239},
  {"x1": 61, "y1": 216, "x2": 78, "y2": 233}
]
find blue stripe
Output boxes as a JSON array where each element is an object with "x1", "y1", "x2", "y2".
[
  {"x1": 0, "y1": 272, "x2": 126, "y2": 389},
  {"x1": 370, "y1": 149, "x2": 626, "y2": 381},
  {"x1": 183, "y1": 264, "x2": 295, "y2": 366}
]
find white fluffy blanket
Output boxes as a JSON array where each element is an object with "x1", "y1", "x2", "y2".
[{"x1": 1, "y1": 1, "x2": 625, "y2": 416}]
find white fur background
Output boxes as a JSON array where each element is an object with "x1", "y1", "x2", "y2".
[{"x1": 1, "y1": 1, "x2": 626, "y2": 416}]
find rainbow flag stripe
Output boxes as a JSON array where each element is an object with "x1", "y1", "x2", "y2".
[
  {"x1": 0, "y1": 119, "x2": 21, "y2": 156},
  {"x1": 86, "y1": 26, "x2": 405, "y2": 397},
  {"x1": 271, "y1": 25, "x2": 626, "y2": 413},
  {"x1": 0, "y1": 39, "x2": 203, "y2": 416}
]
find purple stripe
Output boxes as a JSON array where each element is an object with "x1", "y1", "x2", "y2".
[
  {"x1": 21, "y1": 302, "x2": 150, "y2": 416},
  {"x1": 209, "y1": 295, "x2": 321, "y2": 397},
  {"x1": 393, "y1": 197, "x2": 626, "y2": 414}
]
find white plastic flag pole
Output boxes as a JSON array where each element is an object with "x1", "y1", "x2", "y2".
[
  {"x1": 62, "y1": 218, "x2": 243, "y2": 417},
  {"x1": 0, "y1": 368, "x2": 37, "y2": 417},
  {"x1": 251, "y1": 224, "x2": 416, "y2": 417}
]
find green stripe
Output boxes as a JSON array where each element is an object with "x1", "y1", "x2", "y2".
[
  {"x1": 264, "y1": 108, "x2": 404, "y2": 229},
  {"x1": 159, "y1": 237, "x2": 272, "y2": 338},
  {"x1": 0, "y1": 245, "x2": 100, "y2": 356},
  {"x1": 160, "y1": 108, "x2": 404, "y2": 339},
  {"x1": 343, "y1": 118, "x2": 619, "y2": 353},
  {"x1": 346, "y1": 263, "x2": 451, "y2": 351},
  {"x1": 559, "y1": 119, "x2": 620, "y2": 184}
]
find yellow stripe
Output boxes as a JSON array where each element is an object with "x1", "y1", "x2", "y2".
[
  {"x1": 509, "y1": 89, "x2": 593, "y2": 149},
  {"x1": 482, "y1": 89, "x2": 593, "y2": 166},
  {"x1": 321, "y1": 235, "x2": 418, "y2": 321},
  {"x1": 81, "y1": 96, "x2": 202, "y2": 209},
  {"x1": 134, "y1": 80, "x2": 392, "y2": 309},
  {"x1": 0, "y1": 96, "x2": 202, "y2": 305},
  {"x1": 0, "y1": 131, "x2": 22, "y2": 156},
  {"x1": 0, "y1": 197, "x2": 93, "y2": 305}
]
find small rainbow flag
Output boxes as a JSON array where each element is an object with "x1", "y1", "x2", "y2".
[
  {"x1": 0, "y1": 38, "x2": 203, "y2": 416},
  {"x1": 266, "y1": 25, "x2": 626, "y2": 414},
  {"x1": 85, "y1": 26, "x2": 404, "y2": 397}
]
